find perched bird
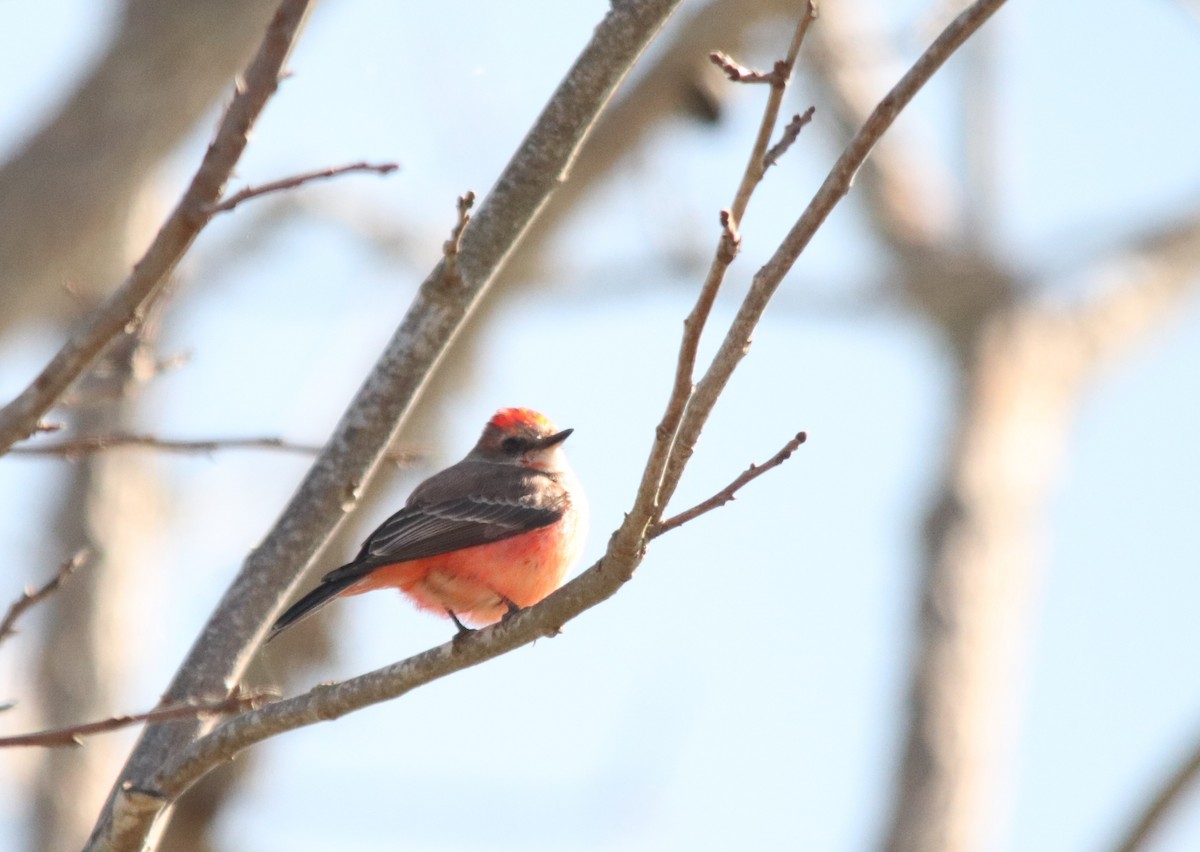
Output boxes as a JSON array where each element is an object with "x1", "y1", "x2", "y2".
[{"x1": 269, "y1": 407, "x2": 586, "y2": 640}]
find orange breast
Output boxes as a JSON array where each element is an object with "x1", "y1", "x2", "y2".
[{"x1": 346, "y1": 511, "x2": 583, "y2": 626}]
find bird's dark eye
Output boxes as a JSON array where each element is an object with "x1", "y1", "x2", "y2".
[{"x1": 501, "y1": 437, "x2": 524, "y2": 455}]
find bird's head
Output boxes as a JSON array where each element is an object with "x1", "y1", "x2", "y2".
[{"x1": 470, "y1": 407, "x2": 573, "y2": 470}]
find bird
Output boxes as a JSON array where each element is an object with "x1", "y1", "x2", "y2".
[{"x1": 268, "y1": 407, "x2": 586, "y2": 640}]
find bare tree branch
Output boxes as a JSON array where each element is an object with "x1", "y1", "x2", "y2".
[
  {"x1": 882, "y1": 206, "x2": 1200, "y2": 852},
  {"x1": 441, "y1": 191, "x2": 476, "y2": 289},
  {"x1": 6, "y1": 433, "x2": 420, "y2": 468},
  {"x1": 961, "y1": 22, "x2": 1001, "y2": 246},
  {"x1": 0, "y1": 692, "x2": 274, "y2": 749},
  {"x1": 638, "y1": 4, "x2": 817, "y2": 541},
  {"x1": 729, "y1": 2, "x2": 817, "y2": 226},
  {"x1": 651, "y1": 431, "x2": 807, "y2": 538},
  {"x1": 804, "y1": 1, "x2": 960, "y2": 252},
  {"x1": 0, "y1": 0, "x2": 282, "y2": 334},
  {"x1": 0, "y1": 0, "x2": 316, "y2": 457},
  {"x1": 9, "y1": 434, "x2": 324, "y2": 459},
  {"x1": 764, "y1": 106, "x2": 817, "y2": 169},
  {"x1": 92, "y1": 1, "x2": 1006, "y2": 834},
  {"x1": 0, "y1": 550, "x2": 89, "y2": 649},
  {"x1": 708, "y1": 51, "x2": 781, "y2": 85},
  {"x1": 490, "y1": 0, "x2": 803, "y2": 292},
  {"x1": 88, "y1": 2, "x2": 691, "y2": 849},
  {"x1": 205, "y1": 160, "x2": 399, "y2": 214},
  {"x1": 128, "y1": 429, "x2": 809, "y2": 806},
  {"x1": 656, "y1": 0, "x2": 1011, "y2": 516}
]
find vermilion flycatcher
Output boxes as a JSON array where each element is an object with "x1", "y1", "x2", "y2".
[{"x1": 268, "y1": 407, "x2": 586, "y2": 639}]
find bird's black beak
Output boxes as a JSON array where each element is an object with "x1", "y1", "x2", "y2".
[{"x1": 536, "y1": 427, "x2": 573, "y2": 449}]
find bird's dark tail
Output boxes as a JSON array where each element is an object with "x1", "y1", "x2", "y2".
[{"x1": 267, "y1": 573, "x2": 360, "y2": 642}]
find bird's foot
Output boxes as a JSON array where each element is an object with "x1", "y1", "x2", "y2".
[
  {"x1": 447, "y1": 609, "x2": 474, "y2": 637},
  {"x1": 500, "y1": 596, "x2": 523, "y2": 623}
]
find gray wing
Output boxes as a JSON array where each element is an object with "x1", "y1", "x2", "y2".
[{"x1": 322, "y1": 466, "x2": 568, "y2": 585}]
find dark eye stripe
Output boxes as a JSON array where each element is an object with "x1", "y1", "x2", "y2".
[{"x1": 501, "y1": 436, "x2": 525, "y2": 454}]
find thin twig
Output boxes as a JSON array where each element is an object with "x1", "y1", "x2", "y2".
[
  {"x1": 764, "y1": 106, "x2": 817, "y2": 169},
  {"x1": 0, "y1": 0, "x2": 314, "y2": 457},
  {"x1": 656, "y1": 0, "x2": 1009, "y2": 513},
  {"x1": 728, "y1": 1, "x2": 818, "y2": 225},
  {"x1": 631, "y1": 4, "x2": 817, "y2": 543},
  {"x1": 650, "y1": 431, "x2": 806, "y2": 539},
  {"x1": 442, "y1": 191, "x2": 476, "y2": 288},
  {"x1": 0, "y1": 691, "x2": 275, "y2": 749},
  {"x1": 709, "y1": 51, "x2": 779, "y2": 85},
  {"x1": 0, "y1": 550, "x2": 90, "y2": 649},
  {"x1": 8, "y1": 434, "x2": 419, "y2": 467},
  {"x1": 630, "y1": 203, "x2": 741, "y2": 544},
  {"x1": 9, "y1": 434, "x2": 323, "y2": 459},
  {"x1": 206, "y1": 161, "x2": 399, "y2": 214}
]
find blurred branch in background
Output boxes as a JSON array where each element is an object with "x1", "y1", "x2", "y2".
[
  {"x1": 31, "y1": 291, "x2": 167, "y2": 852},
  {"x1": 0, "y1": 0, "x2": 312, "y2": 848},
  {"x1": 0, "y1": 0, "x2": 282, "y2": 337},
  {"x1": 0, "y1": 1, "x2": 383, "y2": 455},
  {"x1": 801, "y1": 4, "x2": 1200, "y2": 852}
]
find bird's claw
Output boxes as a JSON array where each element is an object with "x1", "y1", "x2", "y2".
[
  {"x1": 500, "y1": 596, "x2": 522, "y2": 623},
  {"x1": 447, "y1": 609, "x2": 474, "y2": 637}
]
